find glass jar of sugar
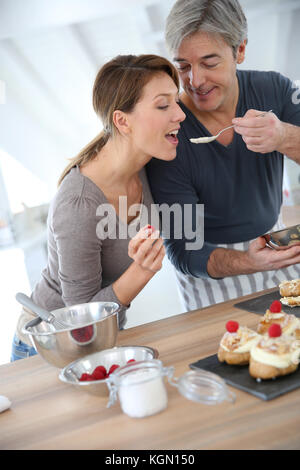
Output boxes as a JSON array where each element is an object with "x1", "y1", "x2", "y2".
[
  {"x1": 107, "y1": 359, "x2": 174, "y2": 418},
  {"x1": 107, "y1": 359, "x2": 235, "y2": 418}
]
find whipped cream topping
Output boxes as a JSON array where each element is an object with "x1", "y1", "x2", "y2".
[
  {"x1": 220, "y1": 327, "x2": 261, "y2": 353},
  {"x1": 283, "y1": 317, "x2": 300, "y2": 336},
  {"x1": 266, "y1": 312, "x2": 285, "y2": 320},
  {"x1": 260, "y1": 310, "x2": 300, "y2": 336},
  {"x1": 251, "y1": 336, "x2": 300, "y2": 368}
]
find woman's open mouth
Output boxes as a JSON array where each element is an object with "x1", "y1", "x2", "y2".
[{"x1": 165, "y1": 129, "x2": 179, "y2": 145}]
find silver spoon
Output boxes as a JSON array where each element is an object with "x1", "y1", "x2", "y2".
[
  {"x1": 16, "y1": 292, "x2": 72, "y2": 330},
  {"x1": 189, "y1": 110, "x2": 272, "y2": 144}
]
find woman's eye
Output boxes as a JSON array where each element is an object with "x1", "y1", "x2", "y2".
[{"x1": 157, "y1": 105, "x2": 169, "y2": 110}]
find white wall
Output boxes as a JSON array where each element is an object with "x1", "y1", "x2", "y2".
[
  {"x1": 1, "y1": 0, "x2": 299, "y2": 191},
  {"x1": 1, "y1": 0, "x2": 300, "y2": 342}
]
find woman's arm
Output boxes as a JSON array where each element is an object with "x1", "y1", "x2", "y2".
[{"x1": 53, "y1": 195, "x2": 164, "y2": 308}]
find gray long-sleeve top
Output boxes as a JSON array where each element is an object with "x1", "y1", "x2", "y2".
[{"x1": 31, "y1": 165, "x2": 154, "y2": 328}]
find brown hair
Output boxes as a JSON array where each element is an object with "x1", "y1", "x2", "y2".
[{"x1": 58, "y1": 54, "x2": 179, "y2": 185}]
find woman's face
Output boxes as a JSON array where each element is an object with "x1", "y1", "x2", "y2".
[
  {"x1": 173, "y1": 31, "x2": 245, "y2": 113},
  {"x1": 126, "y1": 73, "x2": 186, "y2": 160}
]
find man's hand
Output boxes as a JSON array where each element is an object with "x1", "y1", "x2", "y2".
[
  {"x1": 246, "y1": 236, "x2": 300, "y2": 271},
  {"x1": 232, "y1": 109, "x2": 286, "y2": 154},
  {"x1": 207, "y1": 236, "x2": 300, "y2": 278}
]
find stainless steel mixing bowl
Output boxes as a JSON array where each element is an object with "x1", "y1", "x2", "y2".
[
  {"x1": 22, "y1": 301, "x2": 119, "y2": 368},
  {"x1": 263, "y1": 224, "x2": 300, "y2": 250},
  {"x1": 59, "y1": 345, "x2": 159, "y2": 396}
]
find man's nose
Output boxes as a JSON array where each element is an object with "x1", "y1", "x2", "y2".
[{"x1": 188, "y1": 66, "x2": 205, "y2": 89}]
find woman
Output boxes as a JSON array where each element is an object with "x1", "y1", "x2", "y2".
[{"x1": 11, "y1": 54, "x2": 186, "y2": 361}]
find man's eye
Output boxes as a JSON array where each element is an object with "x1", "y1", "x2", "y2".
[
  {"x1": 205, "y1": 63, "x2": 219, "y2": 68},
  {"x1": 177, "y1": 66, "x2": 189, "y2": 72}
]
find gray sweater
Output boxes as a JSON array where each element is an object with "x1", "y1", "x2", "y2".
[{"x1": 18, "y1": 165, "x2": 155, "y2": 341}]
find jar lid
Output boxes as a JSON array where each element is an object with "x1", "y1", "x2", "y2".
[{"x1": 175, "y1": 369, "x2": 235, "y2": 405}]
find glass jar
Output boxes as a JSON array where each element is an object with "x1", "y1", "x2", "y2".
[
  {"x1": 107, "y1": 359, "x2": 235, "y2": 419},
  {"x1": 107, "y1": 359, "x2": 173, "y2": 418},
  {"x1": 173, "y1": 369, "x2": 236, "y2": 405}
]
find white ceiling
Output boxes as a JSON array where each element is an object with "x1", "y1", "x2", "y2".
[{"x1": 0, "y1": 0, "x2": 300, "y2": 195}]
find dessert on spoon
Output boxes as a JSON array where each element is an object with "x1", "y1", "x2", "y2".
[{"x1": 190, "y1": 110, "x2": 272, "y2": 144}]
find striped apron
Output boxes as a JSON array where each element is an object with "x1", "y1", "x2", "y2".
[{"x1": 174, "y1": 214, "x2": 300, "y2": 312}]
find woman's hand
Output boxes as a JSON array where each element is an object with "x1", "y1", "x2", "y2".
[
  {"x1": 113, "y1": 226, "x2": 165, "y2": 306},
  {"x1": 128, "y1": 225, "x2": 165, "y2": 273}
]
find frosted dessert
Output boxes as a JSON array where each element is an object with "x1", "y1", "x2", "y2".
[
  {"x1": 218, "y1": 321, "x2": 261, "y2": 365},
  {"x1": 257, "y1": 301, "x2": 300, "y2": 339},
  {"x1": 249, "y1": 324, "x2": 300, "y2": 380}
]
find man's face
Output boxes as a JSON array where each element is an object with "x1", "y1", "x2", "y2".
[{"x1": 173, "y1": 31, "x2": 245, "y2": 112}]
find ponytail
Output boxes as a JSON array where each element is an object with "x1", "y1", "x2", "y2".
[{"x1": 57, "y1": 130, "x2": 109, "y2": 186}]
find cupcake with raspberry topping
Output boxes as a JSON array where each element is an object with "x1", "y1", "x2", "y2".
[
  {"x1": 257, "y1": 300, "x2": 300, "y2": 339},
  {"x1": 218, "y1": 320, "x2": 261, "y2": 365},
  {"x1": 249, "y1": 324, "x2": 300, "y2": 380}
]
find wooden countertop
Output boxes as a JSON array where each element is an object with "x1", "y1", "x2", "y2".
[{"x1": 1, "y1": 288, "x2": 300, "y2": 450}]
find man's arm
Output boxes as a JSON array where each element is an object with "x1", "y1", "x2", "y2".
[
  {"x1": 232, "y1": 110, "x2": 300, "y2": 163},
  {"x1": 207, "y1": 236, "x2": 300, "y2": 278},
  {"x1": 147, "y1": 152, "x2": 300, "y2": 280},
  {"x1": 277, "y1": 122, "x2": 300, "y2": 163}
]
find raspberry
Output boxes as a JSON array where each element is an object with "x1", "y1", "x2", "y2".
[
  {"x1": 93, "y1": 365, "x2": 107, "y2": 374},
  {"x1": 226, "y1": 320, "x2": 239, "y2": 333},
  {"x1": 79, "y1": 373, "x2": 93, "y2": 382},
  {"x1": 108, "y1": 364, "x2": 120, "y2": 375},
  {"x1": 71, "y1": 325, "x2": 94, "y2": 342},
  {"x1": 268, "y1": 323, "x2": 282, "y2": 338},
  {"x1": 269, "y1": 300, "x2": 282, "y2": 313},
  {"x1": 127, "y1": 359, "x2": 136, "y2": 364},
  {"x1": 92, "y1": 365, "x2": 107, "y2": 380},
  {"x1": 92, "y1": 369, "x2": 106, "y2": 380}
]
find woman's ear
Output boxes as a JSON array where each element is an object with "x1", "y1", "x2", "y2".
[
  {"x1": 236, "y1": 39, "x2": 247, "y2": 64},
  {"x1": 113, "y1": 110, "x2": 131, "y2": 136}
]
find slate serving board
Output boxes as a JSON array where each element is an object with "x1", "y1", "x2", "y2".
[
  {"x1": 190, "y1": 354, "x2": 300, "y2": 401},
  {"x1": 234, "y1": 290, "x2": 300, "y2": 317}
]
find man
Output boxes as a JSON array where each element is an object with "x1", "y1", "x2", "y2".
[{"x1": 147, "y1": 0, "x2": 300, "y2": 311}]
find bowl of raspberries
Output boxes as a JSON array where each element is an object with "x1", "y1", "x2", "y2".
[{"x1": 59, "y1": 345, "x2": 158, "y2": 396}]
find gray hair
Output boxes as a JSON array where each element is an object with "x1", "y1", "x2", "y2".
[{"x1": 165, "y1": 0, "x2": 248, "y2": 57}]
